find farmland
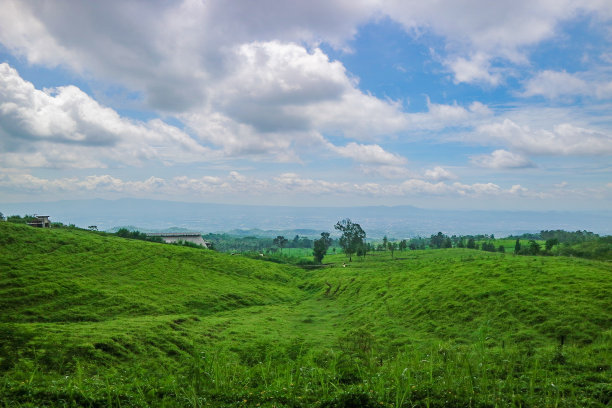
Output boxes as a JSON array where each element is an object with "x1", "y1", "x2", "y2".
[{"x1": 1, "y1": 222, "x2": 611, "y2": 407}]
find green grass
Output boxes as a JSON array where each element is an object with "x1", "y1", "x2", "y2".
[{"x1": 1, "y1": 223, "x2": 611, "y2": 407}]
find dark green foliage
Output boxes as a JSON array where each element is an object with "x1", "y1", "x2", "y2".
[
  {"x1": 273, "y1": 235, "x2": 289, "y2": 253},
  {"x1": 334, "y1": 219, "x2": 366, "y2": 262},
  {"x1": 514, "y1": 238, "x2": 521, "y2": 254},
  {"x1": 540, "y1": 229, "x2": 598, "y2": 244},
  {"x1": 313, "y1": 232, "x2": 332, "y2": 263},
  {"x1": 6, "y1": 214, "x2": 38, "y2": 224},
  {"x1": 399, "y1": 239, "x2": 407, "y2": 251},
  {"x1": 467, "y1": 238, "x2": 476, "y2": 249},
  {"x1": 115, "y1": 227, "x2": 163, "y2": 243},
  {"x1": 481, "y1": 241, "x2": 496, "y2": 252},
  {"x1": 429, "y1": 231, "x2": 446, "y2": 248},
  {"x1": 528, "y1": 239, "x2": 541, "y2": 255}
]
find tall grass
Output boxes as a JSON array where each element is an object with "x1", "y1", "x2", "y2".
[{"x1": 1, "y1": 222, "x2": 610, "y2": 407}]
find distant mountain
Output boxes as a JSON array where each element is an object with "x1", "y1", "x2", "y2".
[{"x1": 2, "y1": 198, "x2": 611, "y2": 238}]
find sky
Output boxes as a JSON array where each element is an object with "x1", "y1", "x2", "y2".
[{"x1": 0, "y1": 0, "x2": 611, "y2": 210}]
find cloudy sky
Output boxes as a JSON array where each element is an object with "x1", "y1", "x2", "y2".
[{"x1": 0, "y1": 0, "x2": 611, "y2": 210}]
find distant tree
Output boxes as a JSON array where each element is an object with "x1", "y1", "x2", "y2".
[
  {"x1": 357, "y1": 242, "x2": 368, "y2": 259},
  {"x1": 442, "y1": 237, "x2": 452, "y2": 248},
  {"x1": 273, "y1": 236, "x2": 288, "y2": 254},
  {"x1": 545, "y1": 238, "x2": 559, "y2": 252},
  {"x1": 0, "y1": 212, "x2": 4, "y2": 221},
  {"x1": 498, "y1": 245, "x2": 505, "y2": 253},
  {"x1": 467, "y1": 238, "x2": 476, "y2": 249},
  {"x1": 409, "y1": 242, "x2": 417, "y2": 250},
  {"x1": 399, "y1": 239, "x2": 407, "y2": 251},
  {"x1": 313, "y1": 232, "x2": 332, "y2": 264},
  {"x1": 457, "y1": 239, "x2": 465, "y2": 248},
  {"x1": 430, "y1": 232, "x2": 446, "y2": 248},
  {"x1": 382, "y1": 236, "x2": 388, "y2": 250},
  {"x1": 334, "y1": 218, "x2": 366, "y2": 262},
  {"x1": 388, "y1": 241, "x2": 398, "y2": 259},
  {"x1": 87, "y1": 225, "x2": 98, "y2": 231},
  {"x1": 514, "y1": 239, "x2": 521, "y2": 254},
  {"x1": 528, "y1": 240, "x2": 541, "y2": 255},
  {"x1": 481, "y1": 242, "x2": 496, "y2": 252}
]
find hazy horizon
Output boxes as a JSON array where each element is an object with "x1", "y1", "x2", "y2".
[{"x1": 3, "y1": 198, "x2": 611, "y2": 238}]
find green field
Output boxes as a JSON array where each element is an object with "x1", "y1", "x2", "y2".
[{"x1": 1, "y1": 222, "x2": 611, "y2": 407}]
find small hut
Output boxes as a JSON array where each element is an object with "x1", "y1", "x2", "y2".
[{"x1": 27, "y1": 215, "x2": 51, "y2": 228}]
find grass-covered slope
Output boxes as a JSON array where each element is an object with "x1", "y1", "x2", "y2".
[{"x1": 1, "y1": 222, "x2": 611, "y2": 407}]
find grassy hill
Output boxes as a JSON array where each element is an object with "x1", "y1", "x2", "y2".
[{"x1": 1, "y1": 222, "x2": 611, "y2": 407}]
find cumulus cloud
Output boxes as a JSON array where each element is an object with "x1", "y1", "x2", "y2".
[
  {"x1": 2, "y1": 0, "x2": 609, "y2": 114},
  {"x1": 471, "y1": 149, "x2": 535, "y2": 169},
  {"x1": 0, "y1": 170, "x2": 544, "y2": 200},
  {"x1": 521, "y1": 70, "x2": 612, "y2": 99},
  {"x1": 332, "y1": 142, "x2": 407, "y2": 165},
  {"x1": 424, "y1": 166, "x2": 457, "y2": 181},
  {"x1": 0, "y1": 63, "x2": 213, "y2": 169},
  {"x1": 475, "y1": 119, "x2": 612, "y2": 156},
  {"x1": 445, "y1": 53, "x2": 502, "y2": 86}
]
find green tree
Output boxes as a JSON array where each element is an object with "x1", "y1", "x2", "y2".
[
  {"x1": 273, "y1": 236, "x2": 288, "y2": 254},
  {"x1": 467, "y1": 238, "x2": 476, "y2": 249},
  {"x1": 528, "y1": 240, "x2": 541, "y2": 255},
  {"x1": 443, "y1": 237, "x2": 452, "y2": 248},
  {"x1": 545, "y1": 238, "x2": 559, "y2": 252},
  {"x1": 334, "y1": 218, "x2": 366, "y2": 262},
  {"x1": 313, "y1": 232, "x2": 332, "y2": 264},
  {"x1": 430, "y1": 232, "x2": 445, "y2": 248},
  {"x1": 382, "y1": 236, "x2": 388, "y2": 250},
  {"x1": 498, "y1": 245, "x2": 505, "y2": 253},
  {"x1": 388, "y1": 241, "x2": 398, "y2": 259},
  {"x1": 399, "y1": 239, "x2": 407, "y2": 251},
  {"x1": 514, "y1": 238, "x2": 521, "y2": 254}
]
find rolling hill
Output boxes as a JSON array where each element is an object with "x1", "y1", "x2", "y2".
[{"x1": 1, "y1": 222, "x2": 610, "y2": 407}]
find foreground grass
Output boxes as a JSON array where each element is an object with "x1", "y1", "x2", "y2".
[{"x1": 1, "y1": 223, "x2": 611, "y2": 407}]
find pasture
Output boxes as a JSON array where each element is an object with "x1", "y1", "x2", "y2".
[{"x1": 1, "y1": 222, "x2": 611, "y2": 407}]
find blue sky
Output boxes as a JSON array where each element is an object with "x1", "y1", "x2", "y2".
[{"x1": 0, "y1": 0, "x2": 611, "y2": 210}]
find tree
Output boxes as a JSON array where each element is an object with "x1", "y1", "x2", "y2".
[
  {"x1": 457, "y1": 239, "x2": 465, "y2": 248},
  {"x1": 443, "y1": 237, "x2": 452, "y2": 248},
  {"x1": 313, "y1": 232, "x2": 332, "y2": 264},
  {"x1": 399, "y1": 239, "x2": 407, "y2": 251},
  {"x1": 334, "y1": 218, "x2": 366, "y2": 262},
  {"x1": 528, "y1": 240, "x2": 541, "y2": 255},
  {"x1": 0, "y1": 212, "x2": 4, "y2": 221},
  {"x1": 273, "y1": 236, "x2": 288, "y2": 254},
  {"x1": 514, "y1": 238, "x2": 521, "y2": 254},
  {"x1": 388, "y1": 241, "x2": 398, "y2": 259},
  {"x1": 545, "y1": 238, "x2": 559, "y2": 252},
  {"x1": 382, "y1": 236, "x2": 388, "y2": 250},
  {"x1": 498, "y1": 245, "x2": 505, "y2": 253},
  {"x1": 430, "y1": 232, "x2": 445, "y2": 248},
  {"x1": 467, "y1": 238, "x2": 476, "y2": 249}
]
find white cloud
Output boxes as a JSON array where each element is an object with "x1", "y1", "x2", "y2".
[
  {"x1": 0, "y1": 63, "x2": 213, "y2": 169},
  {"x1": 471, "y1": 149, "x2": 535, "y2": 169},
  {"x1": 332, "y1": 142, "x2": 407, "y2": 165},
  {"x1": 476, "y1": 119, "x2": 612, "y2": 156},
  {"x1": 446, "y1": 53, "x2": 502, "y2": 86},
  {"x1": 424, "y1": 166, "x2": 457, "y2": 181},
  {"x1": 0, "y1": 171, "x2": 549, "y2": 200},
  {"x1": 521, "y1": 70, "x2": 612, "y2": 100}
]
